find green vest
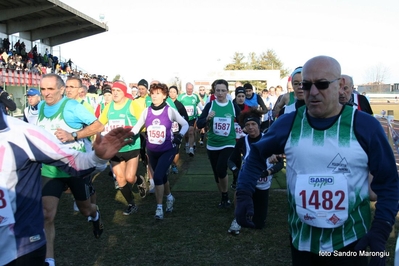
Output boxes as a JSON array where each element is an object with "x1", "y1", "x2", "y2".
[
  {"x1": 207, "y1": 101, "x2": 236, "y2": 149},
  {"x1": 107, "y1": 100, "x2": 140, "y2": 152}
]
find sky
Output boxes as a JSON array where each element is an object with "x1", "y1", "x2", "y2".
[{"x1": 59, "y1": 0, "x2": 399, "y2": 86}]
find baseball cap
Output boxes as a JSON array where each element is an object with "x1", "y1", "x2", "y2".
[{"x1": 26, "y1": 88, "x2": 40, "y2": 96}]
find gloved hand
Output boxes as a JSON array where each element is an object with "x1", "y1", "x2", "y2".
[
  {"x1": 172, "y1": 134, "x2": 183, "y2": 147},
  {"x1": 354, "y1": 219, "x2": 392, "y2": 266},
  {"x1": 235, "y1": 190, "x2": 255, "y2": 228}
]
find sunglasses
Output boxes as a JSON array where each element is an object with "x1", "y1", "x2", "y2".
[{"x1": 301, "y1": 78, "x2": 340, "y2": 90}]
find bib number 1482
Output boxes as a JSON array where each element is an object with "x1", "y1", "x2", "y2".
[{"x1": 299, "y1": 190, "x2": 345, "y2": 210}]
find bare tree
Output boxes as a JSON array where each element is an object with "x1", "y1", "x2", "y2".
[{"x1": 364, "y1": 63, "x2": 390, "y2": 84}]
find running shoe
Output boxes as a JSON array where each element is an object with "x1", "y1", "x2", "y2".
[
  {"x1": 199, "y1": 140, "x2": 204, "y2": 147},
  {"x1": 154, "y1": 208, "x2": 164, "y2": 220},
  {"x1": 92, "y1": 206, "x2": 103, "y2": 239},
  {"x1": 166, "y1": 196, "x2": 175, "y2": 213},
  {"x1": 171, "y1": 165, "x2": 178, "y2": 174},
  {"x1": 189, "y1": 147, "x2": 194, "y2": 157},
  {"x1": 185, "y1": 143, "x2": 189, "y2": 153},
  {"x1": 218, "y1": 199, "x2": 231, "y2": 208},
  {"x1": 123, "y1": 204, "x2": 138, "y2": 215},
  {"x1": 227, "y1": 218, "x2": 241, "y2": 235}
]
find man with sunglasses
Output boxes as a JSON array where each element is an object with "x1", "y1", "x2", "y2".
[
  {"x1": 235, "y1": 55, "x2": 398, "y2": 265},
  {"x1": 339, "y1": 74, "x2": 373, "y2": 115}
]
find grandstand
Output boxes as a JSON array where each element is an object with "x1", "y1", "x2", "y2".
[{"x1": 0, "y1": 0, "x2": 108, "y2": 116}]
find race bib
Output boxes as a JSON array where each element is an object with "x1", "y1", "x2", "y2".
[
  {"x1": 171, "y1": 121, "x2": 179, "y2": 133},
  {"x1": 147, "y1": 124, "x2": 167, "y2": 145},
  {"x1": 295, "y1": 174, "x2": 348, "y2": 228},
  {"x1": 213, "y1": 117, "x2": 232, "y2": 136},
  {"x1": 185, "y1": 106, "x2": 195, "y2": 116},
  {"x1": 104, "y1": 119, "x2": 124, "y2": 134},
  {"x1": 234, "y1": 122, "x2": 246, "y2": 139}
]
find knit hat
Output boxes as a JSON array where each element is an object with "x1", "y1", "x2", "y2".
[
  {"x1": 138, "y1": 79, "x2": 148, "y2": 89},
  {"x1": 243, "y1": 83, "x2": 253, "y2": 91},
  {"x1": 244, "y1": 116, "x2": 261, "y2": 128},
  {"x1": 235, "y1": 86, "x2": 245, "y2": 97}
]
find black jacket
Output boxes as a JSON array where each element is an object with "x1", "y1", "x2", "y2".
[{"x1": 0, "y1": 87, "x2": 17, "y2": 114}]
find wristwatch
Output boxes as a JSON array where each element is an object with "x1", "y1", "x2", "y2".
[{"x1": 71, "y1": 132, "x2": 78, "y2": 141}]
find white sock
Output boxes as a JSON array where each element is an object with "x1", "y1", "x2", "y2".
[
  {"x1": 92, "y1": 211, "x2": 99, "y2": 222},
  {"x1": 45, "y1": 258, "x2": 55, "y2": 266},
  {"x1": 166, "y1": 193, "x2": 173, "y2": 200},
  {"x1": 157, "y1": 204, "x2": 163, "y2": 210}
]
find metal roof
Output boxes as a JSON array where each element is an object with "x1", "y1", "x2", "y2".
[{"x1": 0, "y1": 0, "x2": 108, "y2": 46}]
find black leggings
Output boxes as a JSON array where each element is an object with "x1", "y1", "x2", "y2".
[
  {"x1": 253, "y1": 188, "x2": 269, "y2": 229},
  {"x1": 207, "y1": 148, "x2": 234, "y2": 183}
]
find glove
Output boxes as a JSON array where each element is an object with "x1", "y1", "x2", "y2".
[
  {"x1": 354, "y1": 219, "x2": 392, "y2": 265},
  {"x1": 235, "y1": 190, "x2": 255, "y2": 228},
  {"x1": 172, "y1": 134, "x2": 183, "y2": 147}
]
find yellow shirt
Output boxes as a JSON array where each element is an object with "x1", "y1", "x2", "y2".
[
  {"x1": 99, "y1": 98, "x2": 142, "y2": 126},
  {"x1": 77, "y1": 97, "x2": 94, "y2": 114}
]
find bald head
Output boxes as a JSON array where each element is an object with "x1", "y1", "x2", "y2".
[
  {"x1": 339, "y1": 75, "x2": 354, "y2": 104},
  {"x1": 303, "y1": 56, "x2": 341, "y2": 79},
  {"x1": 302, "y1": 56, "x2": 344, "y2": 118}
]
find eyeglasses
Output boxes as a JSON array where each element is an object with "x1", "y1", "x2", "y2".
[
  {"x1": 301, "y1": 78, "x2": 340, "y2": 91},
  {"x1": 292, "y1": 82, "x2": 302, "y2": 86}
]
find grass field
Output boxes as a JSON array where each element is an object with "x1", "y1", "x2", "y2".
[{"x1": 51, "y1": 102, "x2": 399, "y2": 266}]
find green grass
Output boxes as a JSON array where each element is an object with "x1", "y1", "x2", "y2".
[{"x1": 55, "y1": 178, "x2": 292, "y2": 266}]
